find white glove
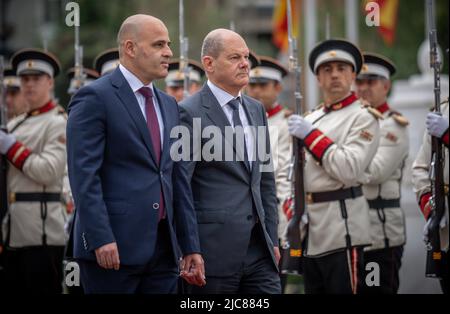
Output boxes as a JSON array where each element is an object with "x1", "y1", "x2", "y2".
[
  {"x1": 0, "y1": 130, "x2": 16, "y2": 155},
  {"x1": 288, "y1": 114, "x2": 315, "y2": 140},
  {"x1": 426, "y1": 112, "x2": 449, "y2": 138}
]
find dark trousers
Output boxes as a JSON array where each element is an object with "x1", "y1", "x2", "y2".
[
  {"x1": 440, "y1": 250, "x2": 448, "y2": 294},
  {"x1": 303, "y1": 248, "x2": 364, "y2": 294},
  {"x1": 78, "y1": 219, "x2": 178, "y2": 294},
  {"x1": 361, "y1": 246, "x2": 403, "y2": 294},
  {"x1": 278, "y1": 244, "x2": 288, "y2": 293},
  {"x1": 0, "y1": 254, "x2": 7, "y2": 293},
  {"x1": 188, "y1": 224, "x2": 281, "y2": 294},
  {"x1": 4, "y1": 245, "x2": 65, "y2": 294}
]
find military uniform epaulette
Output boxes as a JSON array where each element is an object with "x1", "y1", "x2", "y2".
[
  {"x1": 389, "y1": 111, "x2": 409, "y2": 126},
  {"x1": 361, "y1": 102, "x2": 384, "y2": 120}
]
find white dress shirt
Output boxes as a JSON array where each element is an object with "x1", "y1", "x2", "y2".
[
  {"x1": 119, "y1": 64, "x2": 164, "y2": 147},
  {"x1": 207, "y1": 80, "x2": 254, "y2": 165}
]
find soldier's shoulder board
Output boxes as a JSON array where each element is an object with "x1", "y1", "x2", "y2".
[
  {"x1": 315, "y1": 103, "x2": 325, "y2": 110},
  {"x1": 389, "y1": 111, "x2": 409, "y2": 126},
  {"x1": 56, "y1": 105, "x2": 68, "y2": 119},
  {"x1": 364, "y1": 106, "x2": 384, "y2": 120},
  {"x1": 303, "y1": 110, "x2": 313, "y2": 117}
]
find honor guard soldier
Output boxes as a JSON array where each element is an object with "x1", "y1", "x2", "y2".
[
  {"x1": 288, "y1": 39, "x2": 380, "y2": 294},
  {"x1": 164, "y1": 59, "x2": 205, "y2": 102},
  {"x1": 67, "y1": 67, "x2": 99, "y2": 96},
  {"x1": 247, "y1": 56, "x2": 291, "y2": 245},
  {"x1": 3, "y1": 67, "x2": 28, "y2": 119},
  {"x1": 355, "y1": 52, "x2": 409, "y2": 294},
  {"x1": 412, "y1": 99, "x2": 449, "y2": 294},
  {"x1": 93, "y1": 48, "x2": 119, "y2": 77},
  {"x1": 0, "y1": 48, "x2": 67, "y2": 294},
  {"x1": 246, "y1": 55, "x2": 292, "y2": 292}
]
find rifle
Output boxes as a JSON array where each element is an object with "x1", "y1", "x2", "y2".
[
  {"x1": 0, "y1": 56, "x2": 8, "y2": 249},
  {"x1": 425, "y1": 0, "x2": 446, "y2": 279},
  {"x1": 71, "y1": 18, "x2": 86, "y2": 93},
  {"x1": 179, "y1": 0, "x2": 191, "y2": 100},
  {"x1": 281, "y1": 0, "x2": 306, "y2": 275}
]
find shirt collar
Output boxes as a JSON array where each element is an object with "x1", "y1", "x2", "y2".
[
  {"x1": 119, "y1": 64, "x2": 154, "y2": 94},
  {"x1": 377, "y1": 102, "x2": 390, "y2": 114},
  {"x1": 324, "y1": 92, "x2": 358, "y2": 112},
  {"x1": 267, "y1": 103, "x2": 283, "y2": 118},
  {"x1": 28, "y1": 100, "x2": 56, "y2": 116},
  {"x1": 207, "y1": 80, "x2": 241, "y2": 108}
]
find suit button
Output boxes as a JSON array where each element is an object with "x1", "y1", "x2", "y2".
[
  {"x1": 247, "y1": 215, "x2": 253, "y2": 221},
  {"x1": 153, "y1": 203, "x2": 160, "y2": 210},
  {"x1": 160, "y1": 171, "x2": 163, "y2": 177}
]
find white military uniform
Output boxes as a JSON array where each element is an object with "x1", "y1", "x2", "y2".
[
  {"x1": 302, "y1": 93, "x2": 380, "y2": 257},
  {"x1": 362, "y1": 104, "x2": 409, "y2": 251},
  {"x1": 267, "y1": 103, "x2": 292, "y2": 243},
  {"x1": 2, "y1": 101, "x2": 67, "y2": 248},
  {"x1": 412, "y1": 102, "x2": 449, "y2": 252}
]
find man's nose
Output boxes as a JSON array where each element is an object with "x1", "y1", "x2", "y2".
[
  {"x1": 164, "y1": 46, "x2": 173, "y2": 58},
  {"x1": 240, "y1": 58, "x2": 249, "y2": 68}
]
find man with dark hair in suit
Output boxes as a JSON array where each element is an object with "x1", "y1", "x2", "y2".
[
  {"x1": 179, "y1": 28, "x2": 281, "y2": 294},
  {"x1": 66, "y1": 14, "x2": 205, "y2": 294}
]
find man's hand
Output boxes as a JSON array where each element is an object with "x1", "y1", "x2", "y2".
[
  {"x1": 274, "y1": 246, "x2": 281, "y2": 266},
  {"x1": 180, "y1": 253, "x2": 206, "y2": 287},
  {"x1": 0, "y1": 130, "x2": 16, "y2": 155},
  {"x1": 288, "y1": 114, "x2": 314, "y2": 140},
  {"x1": 426, "y1": 112, "x2": 449, "y2": 138},
  {"x1": 95, "y1": 242, "x2": 120, "y2": 270}
]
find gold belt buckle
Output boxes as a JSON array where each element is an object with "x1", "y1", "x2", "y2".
[
  {"x1": 9, "y1": 192, "x2": 16, "y2": 204},
  {"x1": 445, "y1": 185, "x2": 449, "y2": 195},
  {"x1": 306, "y1": 193, "x2": 314, "y2": 205}
]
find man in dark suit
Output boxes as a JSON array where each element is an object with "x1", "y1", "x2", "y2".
[
  {"x1": 66, "y1": 14, "x2": 205, "y2": 294},
  {"x1": 178, "y1": 29, "x2": 281, "y2": 294}
]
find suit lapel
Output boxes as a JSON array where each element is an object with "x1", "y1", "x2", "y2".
[
  {"x1": 242, "y1": 96, "x2": 260, "y2": 181},
  {"x1": 110, "y1": 68, "x2": 159, "y2": 167},
  {"x1": 153, "y1": 88, "x2": 171, "y2": 167},
  {"x1": 201, "y1": 85, "x2": 250, "y2": 180},
  {"x1": 201, "y1": 85, "x2": 231, "y2": 136}
]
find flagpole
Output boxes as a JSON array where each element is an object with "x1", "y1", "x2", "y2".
[
  {"x1": 345, "y1": 0, "x2": 358, "y2": 44},
  {"x1": 304, "y1": 0, "x2": 317, "y2": 111}
]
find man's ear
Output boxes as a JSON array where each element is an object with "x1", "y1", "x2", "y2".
[
  {"x1": 124, "y1": 40, "x2": 136, "y2": 58},
  {"x1": 274, "y1": 82, "x2": 283, "y2": 93},
  {"x1": 384, "y1": 79, "x2": 392, "y2": 93},
  {"x1": 47, "y1": 76, "x2": 54, "y2": 89},
  {"x1": 202, "y1": 56, "x2": 214, "y2": 73}
]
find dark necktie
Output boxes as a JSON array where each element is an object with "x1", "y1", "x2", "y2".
[
  {"x1": 228, "y1": 97, "x2": 250, "y2": 170},
  {"x1": 138, "y1": 86, "x2": 165, "y2": 220}
]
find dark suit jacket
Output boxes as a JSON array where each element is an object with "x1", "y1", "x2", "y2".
[
  {"x1": 179, "y1": 84, "x2": 278, "y2": 276},
  {"x1": 66, "y1": 67, "x2": 200, "y2": 266}
]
